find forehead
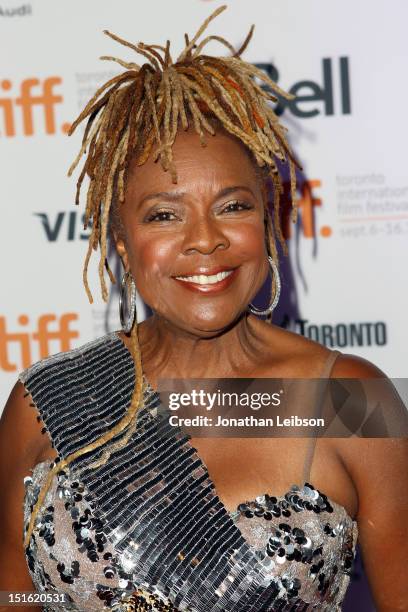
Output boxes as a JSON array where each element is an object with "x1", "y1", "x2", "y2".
[{"x1": 125, "y1": 128, "x2": 261, "y2": 200}]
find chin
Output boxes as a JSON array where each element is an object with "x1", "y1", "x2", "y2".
[{"x1": 177, "y1": 310, "x2": 244, "y2": 337}]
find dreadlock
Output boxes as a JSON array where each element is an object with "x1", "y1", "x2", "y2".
[{"x1": 24, "y1": 4, "x2": 301, "y2": 547}]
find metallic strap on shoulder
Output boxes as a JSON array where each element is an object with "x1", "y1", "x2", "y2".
[{"x1": 18, "y1": 333, "x2": 136, "y2": 462}]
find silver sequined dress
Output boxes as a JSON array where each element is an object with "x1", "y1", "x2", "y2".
[{"x1": 20, "y1": 332, "x2": 358, "y2": 611}]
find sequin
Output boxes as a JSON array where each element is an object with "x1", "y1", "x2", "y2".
[{"x1": 21, "y1": 332, "x2": 358, "y2": 611}]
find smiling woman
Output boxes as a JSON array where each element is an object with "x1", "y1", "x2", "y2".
[
  {"x1": 0, "y1": 5, "x2": 407, "y2": 612},
  {"x1": 116, "y1": 128, "x2": 270, "y2": 335}
]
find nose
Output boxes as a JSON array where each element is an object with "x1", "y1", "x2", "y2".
[{"x1": 181, "y1": 215, "x2": 230, "y2": 255}]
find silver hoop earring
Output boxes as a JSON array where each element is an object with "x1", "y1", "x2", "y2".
[
  {"x1": 119, "y1": 271, "x2": 137, "y2": 333},
  {"x1": 248, "y1": 256, "x2": 281, "y2": 316}
]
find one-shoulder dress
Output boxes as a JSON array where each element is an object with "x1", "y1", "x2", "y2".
[{"x1": 20, "y1": 332, "x2": 358, "y2": 611}]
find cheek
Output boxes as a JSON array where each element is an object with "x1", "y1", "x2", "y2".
[
  {"x1": 125, "y1": 232, "x2": 177, "y2": 293},
  {"x1": 227, "y1": 220, "x2": 267, "y2": 259},
  {"x1": 226, "y1": 221, "x2": 269, "y2": 292}
]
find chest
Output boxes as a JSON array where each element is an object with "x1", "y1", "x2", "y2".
[{"x1": 189, "y1": 436, "x2": 358, "y2": 520}]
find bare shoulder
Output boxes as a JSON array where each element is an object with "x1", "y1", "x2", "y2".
[
  {"x1": 267, "y1": 328, "x2": 408, "y2": 608},
  {"x1": 331, "y1": 351, "x2": 387, "y2": 378},
  {"x1": 325, "y1": 351, "x2": 405, "y2": 475},
  {"x1": 326, "y1": 352, "x2": 408, "y2": 608},
  {"x1": 0, "y1": 381, "x2": 51, "y2": 590},
  {"x1": 256, "y1": 320, "x2": 333, "y2": 376},
  {"x1": 258, "y1": 318, "x2": 389, "y2": 379},
  {"x1": 0, "y1": 380, "x2": 48, "y2": 469}
]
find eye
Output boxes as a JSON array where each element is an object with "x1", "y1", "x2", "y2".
[
  {"x1": 145, "y1": 210, "x2": 178, "y2": 222},
  {"x1": 221, "y1": 200, "x2": 253, "y2": 213}
]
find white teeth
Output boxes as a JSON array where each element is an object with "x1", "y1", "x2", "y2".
[{"x1": 175, "y1": 270, "x2": 233, "y2": 285}]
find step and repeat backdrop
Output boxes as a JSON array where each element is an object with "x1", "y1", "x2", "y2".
[{"x1": 1, "y1": 0, "x2": 407, "y2": 608}]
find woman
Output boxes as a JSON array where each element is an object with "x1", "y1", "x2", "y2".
[{"x1": 0, "y1": 6, "x2": 407, "y2": 611}]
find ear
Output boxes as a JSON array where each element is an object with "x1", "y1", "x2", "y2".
[{"x1": 114, "y1": 233, "x2": 130, "y2": 272}]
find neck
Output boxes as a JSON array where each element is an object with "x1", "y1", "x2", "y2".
[{"x1": 135, "y1": 312, "x2": 268, "y2": 385}]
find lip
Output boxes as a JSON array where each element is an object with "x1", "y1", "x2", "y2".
[
  {"x1": 172, "y1": 266, "x2": 239, "y2": 294},
  {"x1": 172, "y1": 266, "x2": 236, "y2": 276}
]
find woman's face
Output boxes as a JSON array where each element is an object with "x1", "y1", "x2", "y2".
[{"x1": 116, "y1": 128, "x2": 269, "y2": 337}]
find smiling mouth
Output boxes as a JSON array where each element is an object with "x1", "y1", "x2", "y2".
[
  {"x1": 172, "y1": 267, "x2": 238, "y2": 293},
  {"x1": 174, "y1": 270, "x2": 234, "y2": 285}
]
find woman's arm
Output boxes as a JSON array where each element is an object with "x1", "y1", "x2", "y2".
[
  {"x1": 332, "y1": 355, "x2": 408, "y2": 611},
  {"x1": 0, "y1": 382, "x2": 45, "y2": 611}
]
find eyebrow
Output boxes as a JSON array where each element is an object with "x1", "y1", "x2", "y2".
[{"x1": 138, "y1": 185, "x2": 256, "y2": 207}]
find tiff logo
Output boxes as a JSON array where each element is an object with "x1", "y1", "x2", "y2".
[
  {"x1": 0, "y1": 314, "x2": 79, "y2": 371},
  {"x1": 281, "y1": 179, "x2": 332, "y2": 239},
  {"x1": 0, "y1": 77, "x2": 69, "y2": 137}
]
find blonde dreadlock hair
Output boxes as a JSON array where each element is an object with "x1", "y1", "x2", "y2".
[{"x1": 24, "y1": 5, "x2": 301, "y2": 547}]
